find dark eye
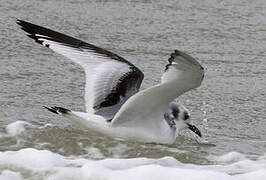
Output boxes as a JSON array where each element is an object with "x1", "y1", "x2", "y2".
[
  {"x1": 172, "y1": 109, "x2": 179, "y2": 118},
  {"x1": 184, "y1": 113, "x2": 189, "y2": 120}
]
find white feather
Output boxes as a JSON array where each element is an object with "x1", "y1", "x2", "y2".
[
  {"x1": 36, "y1": 38, "x2": 133, "y2": 113},
  {"x1": 111, "y1": 51, "x2": 204, "y2": 138}
]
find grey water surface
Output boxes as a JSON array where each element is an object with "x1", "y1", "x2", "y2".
[{"x1": 0, "y1": 0, "x2": 266, "y2": 165}]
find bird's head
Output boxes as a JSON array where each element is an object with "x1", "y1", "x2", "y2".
[{"x1": 164, "y1": 102, "x2": 202, "y2": 137}]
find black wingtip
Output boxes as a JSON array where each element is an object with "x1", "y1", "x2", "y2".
[
  {"x1": 165, "y1": 49, "x2": 203, "y2": 72},
  {"x1": 165, "y1": 49, "x2": 180, "y2": 71},
  {"x1": 169, "y1": 49, "x2": 182, "y2": 63}
]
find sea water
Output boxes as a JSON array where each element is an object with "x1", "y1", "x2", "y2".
[{"x1": 1, "y1": 0, "x2": 266, "y2": 179}]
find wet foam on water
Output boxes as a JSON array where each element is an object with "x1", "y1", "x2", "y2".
[
  {"x1": 0, "y1": 122, "x2": 266, "y2": 180},
  {"x1": 5, "y1": 121, "x2": 32, "y2": 137},
  {"x1": 0, "y1": 147, "x2": 265, "y2": 180},
  {"x1": 1, "y1": 121, "x2": 266, "y2": 180}
]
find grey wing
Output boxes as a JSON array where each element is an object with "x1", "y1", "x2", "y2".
[
  {"x1": 17, "y1": 19, "x2": 144, "y2": 120},
  {"x1": 111, "y1": 50, "x2": 204, "y2": 132}
]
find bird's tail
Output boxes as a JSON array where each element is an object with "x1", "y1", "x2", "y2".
[
  {"x1": 43, "y1": 106, "x2": 71, "y2": 115},
  {"x1": 43, "y1": 106, "x2": 82, "y2": 124},
  {"x1": 43, "y1": 106, "x2": 100, "y2": 130}
]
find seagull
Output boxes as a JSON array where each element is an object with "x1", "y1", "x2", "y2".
[{"x1": 17, "y1": 19, "x2": 204, "y2": 144}]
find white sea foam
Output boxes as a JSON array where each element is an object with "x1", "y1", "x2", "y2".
[
  {"x1": 0, "y1": 170, "x2": 23, "y2": 180},
  {"x1": 236, "y1": 169, "x2": 266, "y2": 180},
  {"x1": 0, "y1": 148, "x2": 266, "y2": 180},
  {"x1": 1, "y1": 121, "x2": 56, "y2": 138},
  {"x1": 5, "y1": 121, "x2": 31, "y2": 136},
  {"x1": 213, "y1": 151, "x2": 247, "y2": 164},
  {"x1": 108, "y1": 143, "x2": 129, "y2": 158},
  {"x1": 84, "y1": 146, "x2": 105, "y2": 159}
]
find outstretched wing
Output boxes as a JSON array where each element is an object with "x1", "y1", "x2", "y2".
[
  {"x1": 111, "y1": 50, "x2": 204, "y2": 134},
  {"x1": 17, "y1": 19, "x2": 144, "y2": 120}
]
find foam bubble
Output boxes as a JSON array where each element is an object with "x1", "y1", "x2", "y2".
[
  {"x1": 0, "y1": 148, "x2": 265, "y2": 180},
  {"x1": 108, "y1": 143, "x2": 129, "y2": 158},
  {"x1": 80, "y1": 163, "x2": 236, "y2": 180},
  {"x1": 84, "y1": 146, "x2": 105, "y2": 159},
  {"x1": 5, "y1": 121, "x2": 31, "y2": 136},
  {"x1": 0, "y1": 170, "x2": 22, "y2": 180},
  {"x1": 214, "y1": 151, "x2": 247, "y2": 164},
  {"x1": 236, "y1": 169, "x2": 266, "y2": 180},
  {"x1": 0, "y1": 148, "x2": 68, "y2": 170}
]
